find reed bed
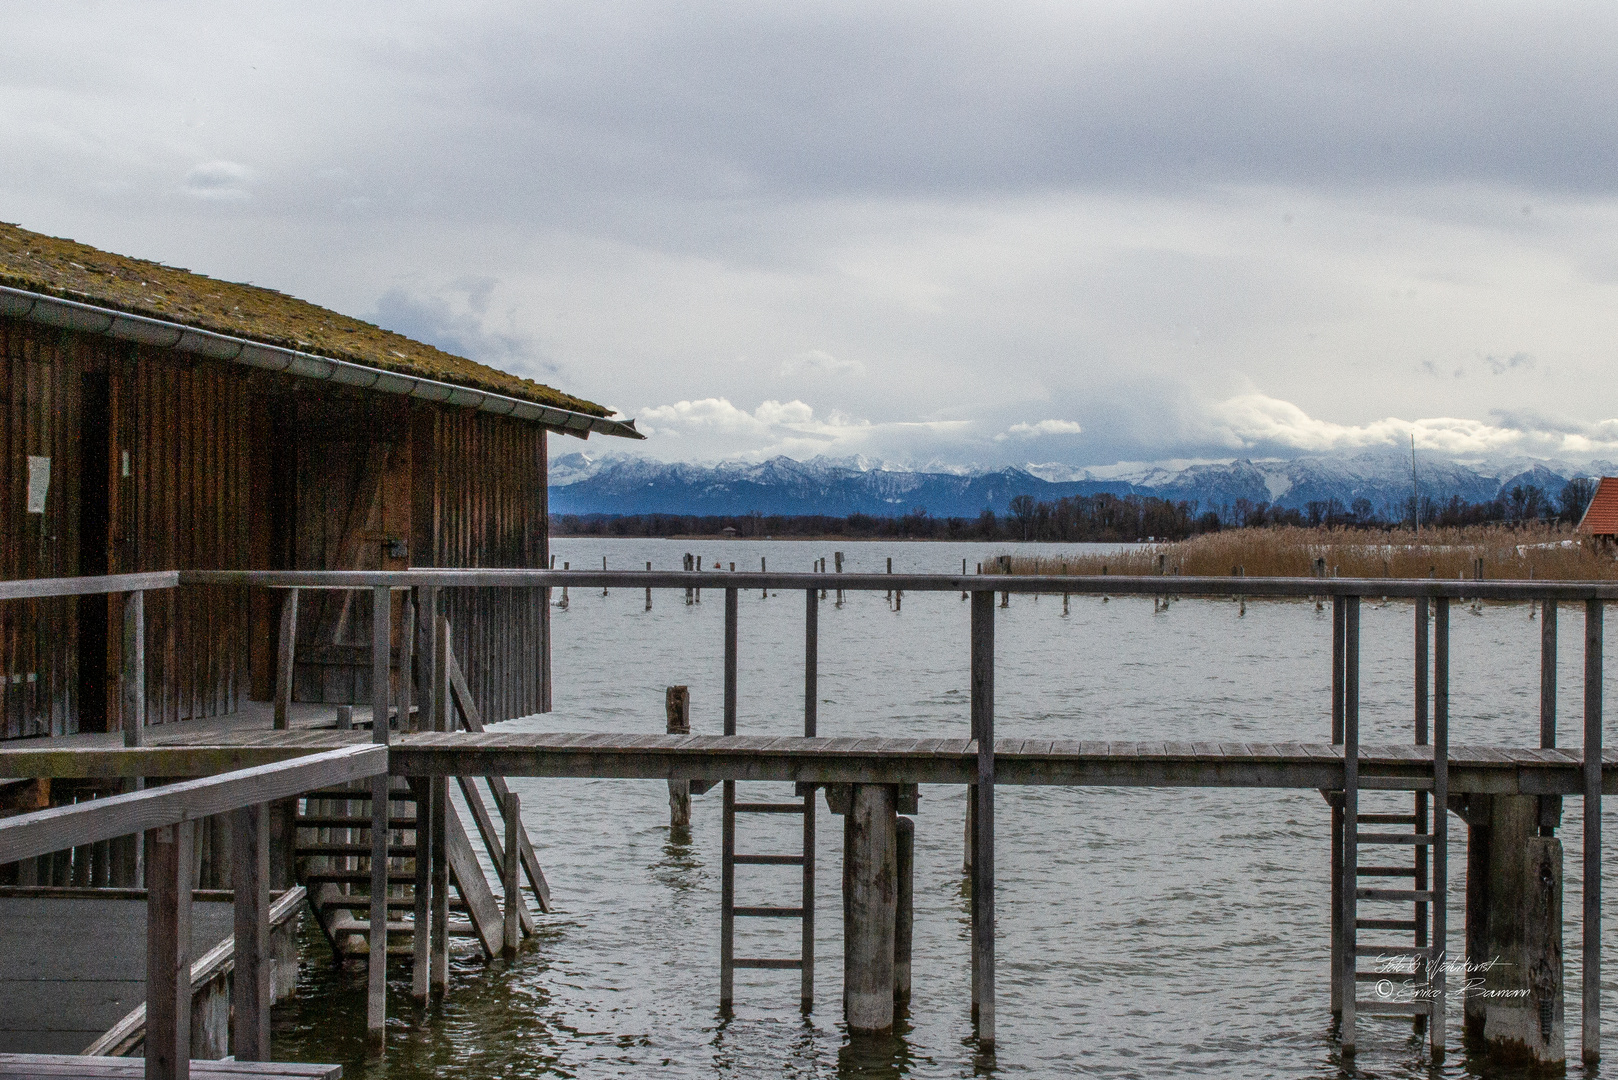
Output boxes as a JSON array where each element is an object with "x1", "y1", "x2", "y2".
[{"x1": 994, "y1": 524, "x2": 1618, "y2": 581}]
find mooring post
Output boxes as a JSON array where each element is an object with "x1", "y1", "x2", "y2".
[
  {"x1": 503, "y1": 791, "x2": 522, "y2": 959},
  {"x1": 231, "y1": 803, "x2": 271, "y2": 1061},
  {"x1": 895, "y1": 814, "x2": 914, "y2": 1007},
  {"x1": 835, "y1": 551, "x2": 844, "y2": 606},
  {"x1": 368, "y1": 586, "x2": 391, "y2": 1050},
  {"x1": 970, "y1": 588, "x2": 996, "y2": 1049},
  {"x1": 1582, "y1": 598, "x2": 1602, "y2": 1065},
  {"x1": 844, "y1": 783, "x2": 898, "y2": 1034},
  {"x1": 646, "y1": 562, "x2": 653, "y2": 610},
  {"x1": 146, "y1": 819, "x2": 194, "y2": 1080},
  {"x1": 666, "y1": 685, "x2": 691, "y2": 830},
  {"x1": 274, "y1": 588, "x2": 297, "y2": 731}
]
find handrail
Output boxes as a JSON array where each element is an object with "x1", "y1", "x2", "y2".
[
  {"x1": 0, "y1": 744, "x2": 386, "y2": 865},
  {"x1": 0, "y1": 570, "x2": 178, "y2": 601},
  {"x1": 178, "y1": 567, "x2": 1618, "y2": 601}
]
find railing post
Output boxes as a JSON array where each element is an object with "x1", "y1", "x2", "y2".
[
  {"x1": 273, "y1": 589, "x2": 297, "y2": 731},
  {"x1": 719, "y1": 586, "x2": 738, "y2": 1012},
  {"x1": 146, "y1": 819, "x2": 194, "y2": 1080},
  {"x1": 1340, "y1": 594, "x2": 1359, "y2": 1054},
  {"x1": 503, "y1": 790, "x2": 522, "y2": 959},
  {"x1": 970, "y1": 589, "x2": 995, "y2": 1050},
  {"x1": 120, "y1": 589, "x2": 146, "y2": 886},
  {"x1": 1583, "y1": 598, "x2": 1602, "y2": 1066},
  {"x1": 368, "y1": 585, "x2": 391, "y2": 1050},
  {"x1": 803, "y1": 586, "x2": 818, "y2": 1011},
  {"x1": 1432, "y1": 596, "x2": 1450, "y2": 1057},
  {"x1": 231, "y1": 802, "x2": 270, "y2": 1060}
]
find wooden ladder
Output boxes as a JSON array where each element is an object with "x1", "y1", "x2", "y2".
[
  {"x1": 717, "y1": 584, "x2": 818, "y2": 1013},
  {"x1": 1333, "y1": 594, "x2": 1450, "y2": 1057}
]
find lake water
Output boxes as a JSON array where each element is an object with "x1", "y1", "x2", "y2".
[{"x1": 274, "y1": 538, "x2": 1618, "y2": 1079}]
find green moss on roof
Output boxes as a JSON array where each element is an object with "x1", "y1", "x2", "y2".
[{"x1": 0, "y1": 222, "x2": 609, "y2": 417}]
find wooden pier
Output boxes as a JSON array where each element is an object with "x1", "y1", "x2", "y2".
[{"x1": 0, "y1": 566, "x2": 1612, "y2": 1072}]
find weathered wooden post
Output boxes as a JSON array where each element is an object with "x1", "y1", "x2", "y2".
[
  {"x1": 834, "y1": 551, "x2": 844, "y2": 606},
  {"x1": 1329, "y1": 593, "x2": 1345, "y2": 1019},
  {"x1": 761, "y1": 556, "x2": 768, "y2": 599},
  {"x1": 274, "y1": 589, "x2": 297, "y2": 730},
  {"x1": 431, "y1": 602, "x2": 450, "y2": 994},
  {"x1": 843, "y1": 783, "x2": 897, "y2": 1034},
  {"x1": 410, "y1": 774, "x2": 432, "y2": 1003},
  {"x1": 1463, "y1": 794, "x2": 1565, "y2": 1066},
  {"x1": 895, "y1": 814, "x2": 914, "y2": 1006},
  {"x1": 147, "y1": 819, "x2": 194, "y2": 1080},
  {"x1": 400, "y1": 595, "x2": 415, "y2": 731},
  {"x1": 684, "y1": 553, "x2": 694, "y2": 604},
  {"x1": 368, "y1": 585, "x2": 392, "y2": 1050},
  {"x1": 802, "y1": 582, "x2": 818, "y2": 1012},
  {"x1": 719, "y1": 586, "x2": 738, "y2": 1012},
  {"x1": 970, "y1": 588, "x2": 996, "y2": 1049},
  {"x1": 645, "y1": 561, "x2": 653, "y2": 611},
  {"x1": 666, "y1": 685, "x2": 692, "y2": 830},
  {"x1": 118, "y1": 588, "x2": 146, "y2": 886},
  {"x1": 886, "y1": 557, "x2": 893, "y2": 601},
  {"x1": 503, "y1": 791, "x2": 522, "y2": 959},
  {"x1": 231, "y1": 802, "x2": 271, "y2": 1061},
  {"x1": 603, "y1": 555, "x2": 609, "y2": 597},
  {"x1": 1582, "y1": 598, "x2": 1602, "y2": 1065}
]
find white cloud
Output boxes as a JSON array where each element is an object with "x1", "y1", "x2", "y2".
[
  {"x1": 994, "y1": 418, "x2": 1084, "y2": 441},
  {"x1": 778, "y1": 350, "x2": 866, "y2": 378},
  {"x1": 182, "y1": 160, "x2": 253, "y2": 201},
  {"x1": 1208, "y1": 392, "x2": 1618, "y2": 457},
  {"x1": 634, "y1": 397, "x2": 970, "y2": 460}
]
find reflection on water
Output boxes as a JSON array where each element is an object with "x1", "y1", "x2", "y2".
[{"x1": 272, "y1": 538, "x2": 1618, "y2": 1079}]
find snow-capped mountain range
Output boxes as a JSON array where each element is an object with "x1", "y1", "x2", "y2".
[{"x1": 549, "y1": 450, "x2": 1611, "y2": 519}]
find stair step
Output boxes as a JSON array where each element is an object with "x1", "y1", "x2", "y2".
[
  {"x1": 1355, "y1": 1000, "x2": 1431, "y2": 1016},
  {"x1": 332, "y1": 919, "x2": 478, "y2": 937},
  {"x1": 732, "y1": 958, "x2": 804, "y2": 970},
  {"x1": 733, "y1": 854, "x2": 805, "y2": 866},
  {"x1": 1358, "y1": 919, "x2": 1418, "y2": 931},
  {"x1": 298, "y1": 816, "x2": 419, "y2": 829},
  {"x1": 306, "y1": 871, "x2": 419, "y2": 885},
  {"x1": 732, "y1": 905, "x2": 804, "y2": 918},
  {"x1": 1357, "y1": 833, "x2": 1434, "y2": 846},
  {"x1": 1359, "y1": 813, "x2": 1419, "y2": 825},
  {"x1": 319, "y1": 896, "x2": 470, "y2": 912},
  {"x1": 733, "y1": 802, "x2": 807, "y2": 814},
  {"x1": 1357, "y1": 944, "x2": 1434, "y2": 958},
  {"x1": 1357, "y1": 867, "x2": 1418, "y2": 877},
  {"x1": 1357, "y1": 888, "x2": 1434, "y2": 903},
  {"x1": 298, "y1": 844, "x2": 417, "y2": 857}
]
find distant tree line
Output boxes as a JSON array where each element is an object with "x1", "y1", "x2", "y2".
[{"x1": 552, "y1": 479, "x2": 1600, "y2": 541}]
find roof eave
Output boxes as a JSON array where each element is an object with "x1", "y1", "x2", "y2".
[{"x1": 0, "y1": 284, "x2": 643, "y2": 441}]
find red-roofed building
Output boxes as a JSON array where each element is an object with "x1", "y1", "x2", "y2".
[{"x1": 1576, "y1": 477, "x2": 1618, "y2": 537}]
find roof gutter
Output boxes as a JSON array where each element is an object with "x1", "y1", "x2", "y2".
[{"x1": 0, "y1": 284, "x2": 642, "y2": 440}]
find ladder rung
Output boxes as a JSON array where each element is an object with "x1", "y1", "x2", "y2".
[
  {"x1": 1357, "y1": 888, "x2": 1434, "y2": 902},
  {"x1": 1358, "y1": 918, "x2": 1418, "y2": 931},
  {"x1": 733, "y1": 802, "x2": 807, "y2": 814},
  {"x1": 1357, "y1": 944, "x2": 1434, "y2": 958},
  {"x1": 732, "y1": 958, "x2": 804, "y2": 970},
  {"x1": 732, "y1": 905, "x2": 804, "y2": 918},
  {"x1": 1359, "y1": 813, "x2": 1418, "y2": 824},
  {"x1": 733, "y1": 854, "x2": 805, "y2": 865},
  {"x1": 1358, "y1": 833, "x2": 1434, "y2": 845},
  {"x1": 299, "y1": 816, "x2": 418, "y2": 829},
  {"x1": 298, "y1": 844, "x2": 417, "y2": 857},
  {"x1": 1357, "y1": 866, "x2": 1418, "y2": 877},
  {"x1": 1355, "y1": 1000, "x2": 1432, "y2": 1016}
]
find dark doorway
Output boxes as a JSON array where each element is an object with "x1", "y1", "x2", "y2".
[{"x1": 76, "y1": 373, "x2": 111, "y2": 731}]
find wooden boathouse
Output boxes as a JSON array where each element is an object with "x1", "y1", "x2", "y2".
[{"x1": 0, "y1": 221, "x2": 640, "y2": 743}]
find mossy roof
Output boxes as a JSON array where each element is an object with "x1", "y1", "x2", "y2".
[{"x1": 0, "y1": 222, "x2": 609, "y2": 417}]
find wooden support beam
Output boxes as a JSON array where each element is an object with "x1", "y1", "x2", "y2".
[
  {"x1": 231, "y1": 803, "x2": 270, "y2": 1061},
  {"x1": 410, "y1": 776, "x2": 432, "y2": 1003},
  {"x1": 1583, "y1": 598, "x2": 1602, "y2": 1065},
  {"x1": 895, "y1": 814, "x2": 913, "y2": 1007},
  {"x1": 970, "y1": 589, "x2": 995, "y2": 1050},
  {"x1": 367, "y1": 588, "x2": 390, "y2": 1049},
  {"x1": 666, "y1": 687, "x2": 690, "y2": 831},
  {"x1": 430, "y1": 607, "x2": 449, "y2": 993},
  {"x1": 503, "y1": 791, "x2": 521, "y2": 959},
  {"x1": 273, "y1": 591, "x2": 297, "y2": 732},
  {"x1": 1432, "y1": 596, "x2": 1450, "y2": 1058},
  {"x1": 146, "y1": 819, "x2": 194, "y2": 1080},
  {"x1": 844, "y1": 783, "x2": 897, "y2": 1034},
  {"x1": 1339, "y1": 595, "x2": 1359, "y2": 1054},
  {"x1": 123, "y1": 590, "x2": 146, "y2": 746}
]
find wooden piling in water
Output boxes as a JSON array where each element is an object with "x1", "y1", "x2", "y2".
[
  {"x1": 895, "y1": 814, "x2": 914, "y2": 1006},
  {"x1": 646, "y1": 562, "x2": 653, "y2": 610},
  {"x1": 970, "y1": 589, "x2": 996, "y2": 1049},
  {"x1": 843, "y1": 783, "x2": 897, "y2": 1034},
  {"x1": 666, "y1": 686, "x2": 691, "y2": 830},
  {"x1": 147, "y1": 819, "x2": 194, "y2": 1080},
  {"x1": 835, "y1": 551, "x2": 844, "y2": 605},
  {"x1": 503, "y1": 791, "x2": 522, "y2": 959},
  {"x1": 231, "y1": 802, "x2": 271, "y2": 1061},
  {"x1": 1582, "y1": 598, "x2": 1602, "y2": 1065},
  {"x1": 367, "y1": 586, "x2": 391, "y2": 1049}
]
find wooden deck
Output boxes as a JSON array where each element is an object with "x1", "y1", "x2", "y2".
[
  {"x1": 3, "y1": 724, "x2": 1613, "y2": 795},
  {"x1": 0, "y1": 1053, "x2": 338, "y2": 1078}
]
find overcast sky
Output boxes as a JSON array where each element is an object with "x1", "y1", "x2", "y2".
[{"x1": 6, "y1": 2, "x2": 1618, "y2": 468}]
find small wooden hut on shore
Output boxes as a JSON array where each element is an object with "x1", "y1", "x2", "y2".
[
  {"x1": 1577, "y1": 476, "x2": 1618, "y2": 545},
  {"x1": 0, "y1": 222, "x2": 639, "y2": 741}
]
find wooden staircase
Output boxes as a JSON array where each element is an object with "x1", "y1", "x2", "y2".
[{"x1": 294, "y1": 631, "x2": 552, "y2": 966}]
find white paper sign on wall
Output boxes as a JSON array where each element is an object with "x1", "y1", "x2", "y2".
[{"x1": 26, "y1": 456, "x2": 49, "y2": 514}]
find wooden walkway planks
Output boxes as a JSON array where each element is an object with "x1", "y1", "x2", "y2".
[{"x1": 0, "y1": 1053, "x2": 338, "y2": 1078}]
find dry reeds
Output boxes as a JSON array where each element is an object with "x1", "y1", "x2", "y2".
[{"x1": 996, "y1": 524, "x2": 1618, "y2": 580}]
